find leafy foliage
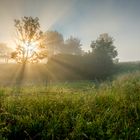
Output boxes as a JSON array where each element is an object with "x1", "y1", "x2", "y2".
[
  {"x1": 45, "y1": 33, "x2": 83, "y2": 56},
  {"x1": 12, "y1": 16, "x2": 46, "y2": 63},
  {"x1": 64, "y1": 36, "x2": 83, "y2": 55},
  {"x1": 91, "y1": 33, "x2": 118, "y2": 59}
]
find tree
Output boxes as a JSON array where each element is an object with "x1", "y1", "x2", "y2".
[
  {"x1": 64, "y1": 36, "x2": 83, "y2": 55},
  {"x1": 45, "y1": 30, "x2": 64, "y2": 56},
  {"x1": 90, "y1": 33, "x2": 118, "y2": 77},
  {"x1": 12, "y1": 16, "x2": 47, "y2": 63},
  {"x1": 0, "y1": 43, "x2": 12, "y2": 63},
  {"x1": 91, "y1": 33, "x2": 118, "y2": 59}
]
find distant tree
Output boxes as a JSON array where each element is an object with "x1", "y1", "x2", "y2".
[
  {"x1": 0, "y1": 43, "x2": 12, "y2": 63},
  {"x1": 12, "y1": 16, "x2": 47, "y2": 63},
  {"x1": 90, "y1": 33, "x2": 118, "y2": 77},
  {"x1": 45, "y1": 30, "x2": 64, "y2": 56},
  {"x1": 64, "y1": 36, "x2": 83, "y2": 55},
  {"x1": 91, "y1": 33, "x2": 117, "y2": 59}
]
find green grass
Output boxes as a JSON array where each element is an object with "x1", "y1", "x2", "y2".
[{"x1": 0, "y1": 71, "x2": 140, "y2": 140}]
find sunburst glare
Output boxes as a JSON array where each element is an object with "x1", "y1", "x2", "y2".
[{"x1": 22, "y1": 41, "x2": 39, "y2": 58}]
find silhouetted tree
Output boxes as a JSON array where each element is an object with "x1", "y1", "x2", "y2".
[
  {"x1": 64, "y1": 36, "x2": 83, "y2": 55},
  {"x1": 90, "y1": 33, "x2": 118, "y2": 77},
  {"x1": 91, "y1": 33, "x2": 117, "y2": 59},
  {"x1": 12, "y1": 16, "x2": 47, "y2": 63}
]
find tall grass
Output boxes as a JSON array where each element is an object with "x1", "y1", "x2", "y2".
[{"x1": 0, "y1": 71, "x2": 140, "y2": 139}]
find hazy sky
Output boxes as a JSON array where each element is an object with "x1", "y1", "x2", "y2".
[{"x1": 0, "y1": 0, "x2": 140, "y2": 61}]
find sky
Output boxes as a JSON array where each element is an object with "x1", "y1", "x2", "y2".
[{"x1": 0, "y1": 0, "x2": 140, "y2": 61}]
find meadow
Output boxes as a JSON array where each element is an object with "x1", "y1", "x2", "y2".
[{"x1": 0, "y1": 64, "x2": 140, "y2": 139}]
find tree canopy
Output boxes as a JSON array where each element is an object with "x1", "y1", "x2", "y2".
[
  {"x1": 90, "y1": 33, "x2": 118, "y2": 60},
  {"x1": 87, "y1": 33, "x2": 118, "y2": 77},
  {"x1": 12, "y1": 16, "x2": 47, "y2": 63},
  {"x1": 64, "y1": 36, "x2": 83, "y2": 55}
]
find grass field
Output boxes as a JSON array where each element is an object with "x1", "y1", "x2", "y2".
[{"x1": 0, "y1": 70, "x2": 140, "y2": 139}]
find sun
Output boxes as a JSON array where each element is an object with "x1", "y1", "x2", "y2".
[{"x1": 22, "y1": 41, "x2": 39, "y2": 58}]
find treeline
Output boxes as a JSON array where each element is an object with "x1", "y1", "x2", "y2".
[
  {"x1": 0, "y1": 17, "x2": 120, "y2": 80},
  {"x1": 46, "y1": 33, "x2": 118, "y2": 80},
  {"x1": 0, "y1": 32, "x2": 119, "y2": 80},
  {"x1": 45, "y1": 31, "x2": 84, "y2": 56}
]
